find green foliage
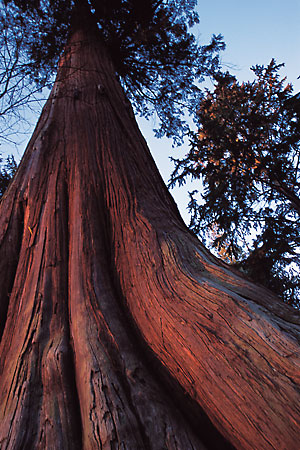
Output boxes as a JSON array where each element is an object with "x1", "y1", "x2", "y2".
[
  {"x1": 0, "y1": 154, "x2": 17, "y2": 198},
  {"x1": 170, "y1": 60, "x2": 300, "y2": 305},
  {"x1": 1, "y1": 0, "x2": 224, "y2": 142}
]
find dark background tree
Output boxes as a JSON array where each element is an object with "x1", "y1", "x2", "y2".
[
  {"x1": 170, "y1": 60, "x2": 300, "y2": 305},
  {"x1": 1, "y1": 1, "x2": 300, "y2": 449},
  {"x1": 0, "y1": 153, "x2": 16, "y2": 198}
]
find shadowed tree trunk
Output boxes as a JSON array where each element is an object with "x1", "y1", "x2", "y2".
[{"x1": 0, "y1": 24, "x2": 300, "y2": 450}]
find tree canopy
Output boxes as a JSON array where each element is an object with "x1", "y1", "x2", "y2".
[
  {"x1": 1, "y1": 0, "x2": 224, "y2": 143},
  {"x1": 170, "y1": 60, "x2": 300, "y2": 305}
]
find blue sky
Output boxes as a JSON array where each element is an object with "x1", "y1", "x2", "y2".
[
  {"x1": 197, "y1": 0, "x2": 300, "y2": 87},
  {"x1": 139, "y1": 0, "x2": 300, "y2": 223}
]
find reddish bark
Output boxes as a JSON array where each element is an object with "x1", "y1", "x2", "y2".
[{"x1": 0, "y1": 25, "x2": 300, "y2": 450}]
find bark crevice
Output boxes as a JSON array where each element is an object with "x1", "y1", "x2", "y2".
[
  {"x1": 64, "y1": 175, "x2": 84, "y2": 450},
  {"x1": 0, "y1": 196, "x2": 25, "y2": 342}
]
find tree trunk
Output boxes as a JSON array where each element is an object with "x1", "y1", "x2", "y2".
[{"x1": 0, "y1": 26, "x2": 300, "y2": 450}]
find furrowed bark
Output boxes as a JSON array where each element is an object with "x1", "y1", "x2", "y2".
[{"x1": 0, "y1": 24, "x2": 299, "y2": 450}]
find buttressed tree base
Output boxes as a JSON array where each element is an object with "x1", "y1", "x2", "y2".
[{"x1": 0, "y1": 25, "x2": 300, "y2": 450}]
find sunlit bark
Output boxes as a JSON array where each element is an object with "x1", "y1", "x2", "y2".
[{"x1": 0, "y1": 25, "x2": 299, "y2": 450}]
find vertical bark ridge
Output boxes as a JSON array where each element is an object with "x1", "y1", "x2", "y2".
[{"x1": 0, "y1": 117, "x2": 82, "y2": 448}]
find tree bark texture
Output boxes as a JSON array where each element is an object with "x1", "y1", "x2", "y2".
[{"x1": 0, "y1": 27, "x2": 300, "y2": 450}]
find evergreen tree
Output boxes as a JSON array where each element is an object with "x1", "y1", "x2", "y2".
[
  {"x1": 170, "y1": 60, "x2": 300, "y2": 305},
  {"x1": 1, "y1": 2, "x2": 300, "y2": 449},
  {"x1": 0, "y1": 154, "x2": 17, "y2": 198}
]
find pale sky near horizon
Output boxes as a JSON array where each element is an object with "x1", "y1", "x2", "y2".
[{"x1": 3, "y1": 1, "x2": 300, "y2": 225}]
